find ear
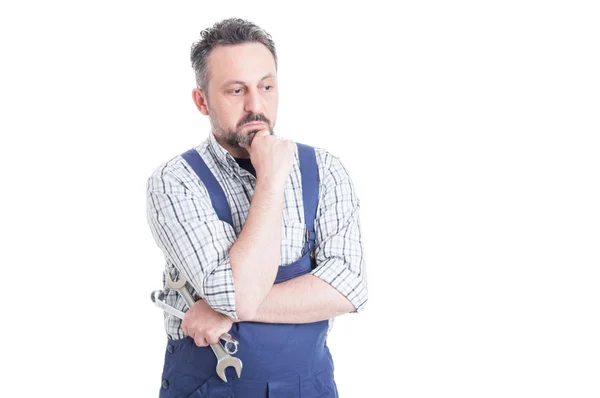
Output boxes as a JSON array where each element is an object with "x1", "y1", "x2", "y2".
[{"x1": 192, "y1": 88, "x2": 209, "y2": 115}]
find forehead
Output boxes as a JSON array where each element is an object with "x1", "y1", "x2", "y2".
[{"x1": 207, "y1": 42, "x2": 277, "y2": 87}]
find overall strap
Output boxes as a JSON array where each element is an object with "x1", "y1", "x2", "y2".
[
  {"x1": 180, "y1": 149, "x2": 234, "y2": 226},
  {"x1": 296, "y1": 143, "x2": 319, "y2": 261}
]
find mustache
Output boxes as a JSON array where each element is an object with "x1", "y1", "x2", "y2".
[{"x1": 237, "y1": 113, "x2": 270, "y2": 128}]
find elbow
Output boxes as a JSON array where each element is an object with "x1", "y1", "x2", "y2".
[
  {"x1": 231, "y1": 275, "x2": 260, "y2": 320},
  {"x1": 235, "y1": 294, "x2": 259, "y2": 321},
  {"x1": 342, "y1": 296, "x2": 358, "y2": 314}
]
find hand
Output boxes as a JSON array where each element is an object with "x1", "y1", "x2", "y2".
[
  {"x1": 181, "y1": 299, "x2": 234, "y2": 347},
  {"x1": 239, "y1": 129, "x2": 295, "y2": 186}
]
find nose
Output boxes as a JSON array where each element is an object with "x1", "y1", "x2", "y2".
[{"x1": 244, "y1": 88, "x2": 263, "y2": 114}]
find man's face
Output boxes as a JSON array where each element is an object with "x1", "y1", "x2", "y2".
[{"x1": 201, "y1": 42, "x2": 278, "y2": 150}]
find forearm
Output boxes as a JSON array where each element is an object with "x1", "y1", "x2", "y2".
[
  {"x1": 248, "y1": 274, "x2": 355, "y2": 324},
  {"x1": 229, "y1": 179, "x2": 285, "y2": 319}
]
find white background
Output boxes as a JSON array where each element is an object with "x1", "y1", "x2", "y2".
[{"x1": 1, "y1": 1, "x2": 599, "y2": 397}]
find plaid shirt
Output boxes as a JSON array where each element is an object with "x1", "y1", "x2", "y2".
[{"x1": 146, "y1": 132, "x2": 368, "y2": 339}]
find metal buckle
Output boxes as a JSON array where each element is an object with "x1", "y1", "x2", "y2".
[{"x1": 306, "y1": 228, "x2": 315, "y2": 261}]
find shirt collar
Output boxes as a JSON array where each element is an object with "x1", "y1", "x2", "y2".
[{"x1": 207, "y1": 131, "x2": 239, "y2": 171}]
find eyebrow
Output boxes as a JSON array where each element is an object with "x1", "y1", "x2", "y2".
[{"x1": 221, "y1": 73, "x2": 275, "y2": 88}]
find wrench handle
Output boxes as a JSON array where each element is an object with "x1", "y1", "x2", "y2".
[
  {"x1": 153, "y1": 295, "x2": 186, "y2": 319},
  {"x1": 178, "y1": 285, "x2": 197, "y2": 309},
  {"x1": 210, "y1": 341, "x2": 230, "y2": 360}
]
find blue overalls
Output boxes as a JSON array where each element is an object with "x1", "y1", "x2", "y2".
[{"x1": 158, "y1": 143, "x2": 338, "y2": 397}]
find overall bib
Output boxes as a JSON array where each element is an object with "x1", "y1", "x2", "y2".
[{"x1": 158, "y1": 143, "x2": 338, "y2": 398}]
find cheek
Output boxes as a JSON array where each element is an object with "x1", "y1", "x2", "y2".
[
  {"x1": 265, "y1": 93, "x2": 278, "y2": 110},
  {"x1": 268, "y1": 100, "x2": 278, "y2": 120},
  {"x1": 212, "y1": 102, "x2": 237, "y2": 124}
]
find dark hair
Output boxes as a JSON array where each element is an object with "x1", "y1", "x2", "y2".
[{"x1": 190, "y1": 18, "x2": 278, "y2": 91}]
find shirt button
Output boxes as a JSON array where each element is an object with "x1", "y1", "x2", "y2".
[
  {"x1": 162, "y1": 380, "x2": 169, "y2": 389},
  {"x1": 167, "y1": 344, "x2": 174, "y2": 354}
]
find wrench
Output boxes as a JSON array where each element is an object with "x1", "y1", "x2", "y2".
[
  {"x1": 166, "y1": 273, "x2": 243, "y2": 382},
  {"x1": 150, "y1": 290, "x2": 239, "y2": 355}
]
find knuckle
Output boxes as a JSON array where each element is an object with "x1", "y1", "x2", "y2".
[{"x1": 206, "y1": 335, "x2": 219, "y2": 345}]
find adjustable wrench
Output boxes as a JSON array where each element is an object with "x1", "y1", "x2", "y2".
[
  {"x1": 166, "y1": 273, "x2": 243, "y2": 382},
  {"x1": 150, "y1": 290, "x2": 239, "y2": 355}
]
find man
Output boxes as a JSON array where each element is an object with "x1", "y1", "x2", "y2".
[{"x1": 146, "y1": 17, "x2": 368, "y2": 397}]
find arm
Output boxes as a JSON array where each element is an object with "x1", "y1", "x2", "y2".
[
  {"x1": 249, "y1": 274, "x2": 354, "y2": 323},
  {"x1": 248, "y1": 153, "x2": 369, "y2": 323},
  {"x1": 228, "y1": 178, "x2": 285, "y2": 319},
  {"x1": 147, "y1": 161, "x2": 238, "y2": 318},
  {"x1": 146, "y1": 157, "x2": 286, "y2": 321}
]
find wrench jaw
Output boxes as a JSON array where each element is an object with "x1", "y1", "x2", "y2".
[
  {"x1": 150, "y1": 290, "x2": 164, "y2": 303},
  {"x1": 216, "y1": 359, "x2": 243, "y2": 382},
  {"x1": 166, "y1": 273, "x2": 186, "y2": 290}
]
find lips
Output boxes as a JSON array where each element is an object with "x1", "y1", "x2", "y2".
[{"x1": 244, "y1": 122, "x2": 266, "y2": 128}]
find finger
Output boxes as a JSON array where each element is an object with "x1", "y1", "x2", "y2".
[
  {"x1": 193, "y1": 335, "x2": 208, "y2": 347},
  {"x1": 254, "y1": 128, "x2": 271, "y2": 137},
  {"x1": 241, "y1": 129, "x2": 270, "y2": 151},
  {"x1": 249, "y1": 130, "x2": 271, "y2": 143},
  {"x1": 181, "y1": 319, "x2": 189, "y2": 336},
  {"x1": 206, "y1": 332, "x2": 220, "y2": 345}
]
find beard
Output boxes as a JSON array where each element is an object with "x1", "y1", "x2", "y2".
[{"x1": 212, "y1": 112, "x2": 274, "y2": 148}]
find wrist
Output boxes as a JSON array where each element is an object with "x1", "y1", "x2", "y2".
[{"x1": 255, "y1": 177, "x2": 286, "y2": 194}]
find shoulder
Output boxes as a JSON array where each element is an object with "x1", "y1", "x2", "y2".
[
  {"x1": 294, "y1": 141, "x2": 339, "y2": 171},
  {"x1": 295, "y1": 142, "x2": 353, "y2": 182},
  {"x1": 294, "y1": 142, "x2": 359, "y2": 208},
  {"x1": 146, "y1": 142, "x2": 210, "y2": 196}
]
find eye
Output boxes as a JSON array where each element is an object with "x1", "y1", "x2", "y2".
[
  {"x1": 263, "y1": 85, "x2": 273, "y2": 91},
  {"x1": 232, "y1": 88, "x2": 243, "y2": 95}
]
